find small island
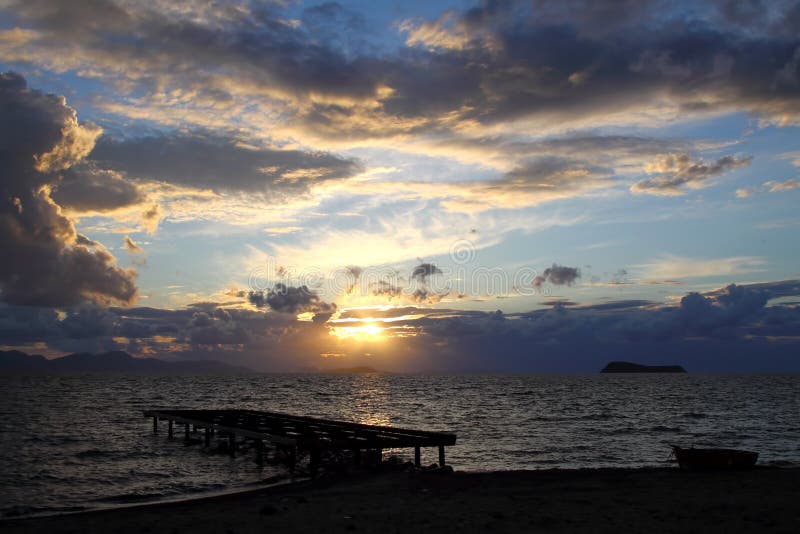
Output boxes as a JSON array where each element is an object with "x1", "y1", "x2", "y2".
[{"x1": 601, "y1": 361, "x2": 687, "y2": 373}]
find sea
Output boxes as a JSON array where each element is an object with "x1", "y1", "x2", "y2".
[{"x1": 1, "y1": 373, "x2": 799, "y2": 517}]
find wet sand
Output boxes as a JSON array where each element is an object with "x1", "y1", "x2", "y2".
[{"x1": 3, "y1": 467, "x2": 799, "y2": 533}]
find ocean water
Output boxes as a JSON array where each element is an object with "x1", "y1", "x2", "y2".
[{"x1": 1, "y1": 373, "x2": 799, "y2": 516}]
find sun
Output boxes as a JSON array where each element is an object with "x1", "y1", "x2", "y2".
[{"x1": 329, "y1": 323, "x2": 386, "y2": 342}]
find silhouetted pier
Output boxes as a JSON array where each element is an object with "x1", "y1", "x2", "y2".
[{"x1": 145, "y1": 409, "x2": 456, "y2": 474}]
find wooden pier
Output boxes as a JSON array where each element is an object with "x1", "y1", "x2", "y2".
[{"x1": 145, "y1": 409, "x2": 456, "y2": 474}]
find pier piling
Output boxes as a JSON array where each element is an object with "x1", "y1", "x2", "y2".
[
  {"x1": 143, "y1": 409, "x2": 456, "y2": 476},
  {"x1": 256, "y1": 439, "x2": 264, "y2": 466}
]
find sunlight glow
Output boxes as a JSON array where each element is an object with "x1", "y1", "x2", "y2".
[{"x1": 329, "y1": 322, "x2": 386, "y2": 342}]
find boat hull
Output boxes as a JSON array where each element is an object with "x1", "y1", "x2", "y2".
[{"x1": 672, "y1": 446, "x2": 758, "y2": 470}]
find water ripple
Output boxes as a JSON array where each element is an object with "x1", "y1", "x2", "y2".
[{"x1": 1, "y1": 373, "x2": 799, "y2": 516}]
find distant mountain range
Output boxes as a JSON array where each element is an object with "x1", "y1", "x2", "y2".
[
  {"x1": 0, "y1": 350, "x2": 253, "y2": 374},
  {"x1": 295, "y1": 365, "x2": 384, "y2": 374},
  {"x1": 323, "y1": 366, "x2": 381, "y2": 374}
]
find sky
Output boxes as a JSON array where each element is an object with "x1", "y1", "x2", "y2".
[{"x1": 1, "y1": 0, "x2": 799, "y2": 372}]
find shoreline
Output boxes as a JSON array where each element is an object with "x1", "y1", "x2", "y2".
[
  {"x1": 2, "y1": 473, "x2": 305, "y2": 521},
  {"x1": 3, "y1": 466, "x2": 799, "y2": 533}
]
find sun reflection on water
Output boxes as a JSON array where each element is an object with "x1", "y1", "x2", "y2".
[{"x1": 347, "y1": 373, "x2": 391, "y2": 427}]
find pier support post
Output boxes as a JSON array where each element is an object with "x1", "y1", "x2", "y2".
[
  {"x1": 168, "y1": 419, "x2": 173, "y2": 439},
  {"x1": 310, "y1": 447, "x2": 320, "y2": 477},
  {"x1": 414, "y1": 446, "x2": 421, "y2": 467},
  {"x1": 152, "y1": 416, "x2": 158, "y2": 434},
  {"x1": 438, "y1": 445, "x2": 446, "y2": 467},
  {"x1": 228, "y1": 433, "x2": 236, "y2": 457},
  {"x1": 256, "y1": 440, "x2": 264, "y2": 466},
  {"x1": 204, "y1": 427, "x2": 211, "y2": 448},
  {"x1": 184, "y1": 423, "x2": 190, "y2": 443},
  {"x1": 288, "y1": 446, "x2": 297, "y2": 472},
  {"x1": 352, "y1": 449, "x2": 361, "y2": 467}
]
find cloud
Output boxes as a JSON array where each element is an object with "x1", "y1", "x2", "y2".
[
  {"x1": 765, "y1": 179, "x2": 800, "y2": 192},
  {"x1": 2, "y1": 280, "x2": 800, "y2": 372},
  {"x1": 1, "y1": 0, "x2": 790, "y2": 223},
  {"x1": 778, "y1": 150, "x2": 800, "y2": 167},
  {"x1": 320, "y1": 155, "x2": 617, "y2": 215},
  {"x1": 399, "y1": 11, "x2": 475, "y2": 51},
  {"x1": 736, "y1": 178, "x2": 800, "y2": 198},
  {"x1": 638, "y1": 254, "x2": 766, "y2": 279},
  {"x1": 185, "y1": 309, "x2": 251, "y2": 346},
  {"x1": 408, "y1": 281, "x2": 800, "y2": 369},
  {"x1": 3, "y1": 0, "x2": 799, "y2": 147},
  {"x1": 123, "y1": 236, "x2": 143, "y2": 254},
  {"x1": 410, "y1": 288, "x2": 447, "y2": 304},
  {"x1": 411, "y1": 262, "x2": 442, "y2": 283},
  {"x1": 293, "y1": 2, "x2": 800, "y2": 140},
  {"x1": 123, "y1": 235, "x2": 146, "y2": 267},
  {"x1": 88, "y1": 131, "x2": 363, "y2": 195},
  {"x1": 141, "y1": 203, "x2": 161, "y2": 234},
  {"x1": 533, "y1": 264, "x2": 581, "y2": 288},
  {"x1": 51, "y1": 166, "x2": 147, "y2": 213},
  {"x1": 367, "y1": 282, "x2": 446, "y2": 305},
  {"x1": 370, "y1": 280, "x2": 403, "y2": 300},
  {"x1": 248, "y1": 283, "x2": 336, "y2": 316},
  {"x1": 631, "y1": 154, "x2": 752, "y2": 195},
  {"x1": 345, "y1": 266, "x2": 362, "y2": 294},
  {"x1": 0, "y1": 72, "x2": 137, "y2": 307}
]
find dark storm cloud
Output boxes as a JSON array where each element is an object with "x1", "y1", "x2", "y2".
[
  {"x1": 248, "y1": 283, "x2": 336, "y2": 315},
  {"x1": 420, "y1": 282, "x2": 799, "y2": 347},
  {"x1": 0, "y1": 72, "x2": 137, "y2": 307},
  {"x1": 51, "y1": 166, "x2": 147, "y2": 213},
  {"x1": 89, "y1": 132, "x2": 363, "y2": 194},
  {"x1": 186, "y1": 309, "x2": 251, "y2": 346},
  {"x1": 533, "y1": 264, "x2": 582, "y2": 288},
  {"x1": 707, "y1": 279, "x2": 800, "y2": 300},
  {"x1": 2, "y1": 0, "x2": 383, "y2": 102},
  {"x1": 572, "y1": 300, "x2": 653, "y2": 311},
  {"x1": 0, "y1": 304, "x2": 60, "y2": 345},
  {"x1": 300, "y1": 1, "x2": 370, "y2": 58},
  {"x1": 391, "y1": 284, "x2": 800, "y2": 373},
  {"x1": 0, "y1": 300, "x2": 312, "y2": 355},
  {"x1": 631, "y1": 154, "x2": 753, "y2": 195},
  {"x1": 2, "y1": 281, "x2": 799, "y2": 371},
  {"x1": 384, "y1": 0, "x2": 800, "y2": 129},
  {"x1": 3, "y1": 0, "x2": 799, "y2": 142}
]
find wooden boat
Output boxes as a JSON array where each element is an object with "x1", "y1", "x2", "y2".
[{"x1": 671, "y1": 445, "x2": 758, "y2": 470}]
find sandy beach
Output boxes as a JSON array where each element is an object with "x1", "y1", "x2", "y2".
[{"x1": 3, "y1": 467, "x2": 799, "y2": 533}]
